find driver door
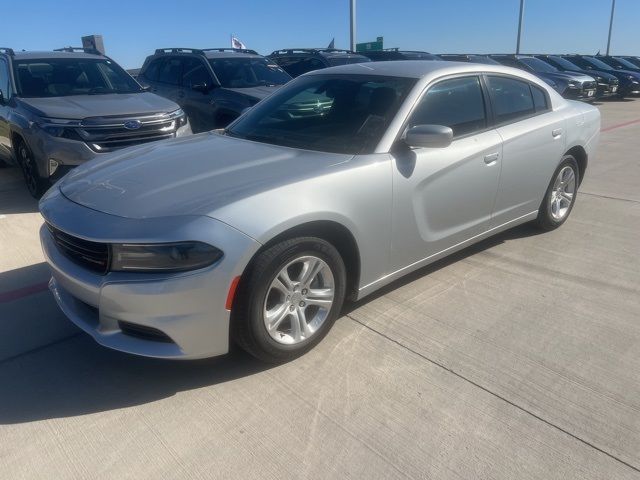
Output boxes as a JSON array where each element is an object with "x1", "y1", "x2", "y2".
[{"x1": 390, "y1": 75, "x2": 502, "y2": 271}]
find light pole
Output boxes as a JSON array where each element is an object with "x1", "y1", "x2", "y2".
[
  {"x1": 350, "y1": 0, "x2": 356, "y2": 52},
  {"x1": 606, "y1": 0, "x2": 616, "y2": 55},
  {"x1": 516, "y1": 0, "x2": 525, "y2": 54}
]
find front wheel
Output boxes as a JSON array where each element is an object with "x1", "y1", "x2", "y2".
[
  {"x1": 231, "y1": 237, "x2": 347, "y2": 363},
  {"x1": 535, "y1": 155, "x2": 579, "y2": 231},
  {"x1": 16, "y1": 140, "x2": 49, "y2": 198}
]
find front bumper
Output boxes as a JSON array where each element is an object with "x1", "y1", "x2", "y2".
[{"x1": 39, "y1": 189, "x2": 259, "y2": 359}]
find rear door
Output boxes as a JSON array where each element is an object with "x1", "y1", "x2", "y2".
[
  {"x1": 486, "y1": 75, "x2": 566, "y2": 225},
  {"x1": 145, "y1": 56, "x2": 182, "y2": 104},
  {"x1": 179, "y1": 56, "x2": 216, "y2": 132},
  {"x1": 390, "y1": 75, "x2": 503, "y2": 271}
]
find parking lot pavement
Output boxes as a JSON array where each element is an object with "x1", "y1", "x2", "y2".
[{"x1": 0, "y1": 99, "x2": 639, "y2": 479}]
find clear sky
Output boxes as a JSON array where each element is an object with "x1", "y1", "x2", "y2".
[{"x1": 2, "y1": 0, "x2": 638, "y2": 69}]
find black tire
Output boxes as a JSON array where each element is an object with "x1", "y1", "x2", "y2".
[
  {"x1": 16, "y1": 139, "x2": 48, "y2": 198},
  {"x1": 535, "y1": 155, "x2": 579, "y2": 231},
  {"x1": 231, "y1": 237, "x2": 347, "y2": 363}
]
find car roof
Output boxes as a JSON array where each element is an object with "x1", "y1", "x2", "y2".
[
  {"x1": 270, "y1": 48, "x2": 367, "y2": 58},
  {"x1": 307, "y1": 60, "x2": 541, "y2": 80},
  {"x1": 9, "y1": 51, "x2": 107, "y2": 60},
  {"x1": 149, "y1": 48, "x2": 264, "y2": 60}
]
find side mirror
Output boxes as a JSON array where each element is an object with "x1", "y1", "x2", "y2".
[
  {"x1": 404, "y1": 124, "x2": 453, "y2": 148},
  {"x1": 191, "y1": 82, "x2": 211, "y2": 94}
]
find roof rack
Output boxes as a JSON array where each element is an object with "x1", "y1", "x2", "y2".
[
  {"x1": 270, "y1": 48, "x2": 358, "y2": 55},
  {"x1": 154, "y1": 47, "x2": 258, "y2": 55},
  {"x1": 0, "y1": 47, "x2": 15, "y2": 56},
  {"x1": 54, "y1": 46, "x2": 101, "y2": 55}
]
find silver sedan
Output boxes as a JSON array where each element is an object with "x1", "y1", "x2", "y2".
[{"x1": 39, "y1": 61, "x2": 601, "y2": 362}]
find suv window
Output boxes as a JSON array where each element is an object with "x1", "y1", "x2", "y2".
[
  {"x1": 182, "y1": 57, "x2": 212, "y2": 88},
  {"x1": 13, "y1": 58, "x2": 141, "y2": 97},
  {"x1": 281, "y1": 56, "x2": 326, "y2": 77},
  {"x1": 0, "y1": 59, "x2": 10, "y2": 99},
  {"x1": 409, "y1": 76, "x2": 487, "y2": 137},
  {"x1": 486, "y1": 76, "x2": 535, "y2": 123},
  {"x1": 143, "y1": 58, "x2": 163, "y2": 81},
  {"x1": 157, "y1": 57, "x2": 182, "y2": 85},
  {"x1": 209, "y1": 57, "x2": 290, "y2": 88}
]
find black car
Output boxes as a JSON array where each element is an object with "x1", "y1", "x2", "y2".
[
  {"x1": 535, "y1": 55, "x2": 619, "y2": 99},
  {"x1": 268, "y1": 48, "x2": 371, "y2": 78},
  {"x1": 490, "y1": 54, "x2": 597, "y2": 101},
  {"x1": 595, "y1": 55, "x2": 640, "y2": 73},
  {"x1": 619, "y1": 56, "x2": 640, "y2": 69},
  {"x1": 562, "y1": 55, "x2": 640, "y2": 98},
  {"x1": 438, "y1": 54, "x2": 501, "y2": 65},
  {"x1": 359, "y1": 49, "x2": 440, "y2": 61},
  {"x1": 138, "y1": 48, "x2": 291, "y2": 132}
]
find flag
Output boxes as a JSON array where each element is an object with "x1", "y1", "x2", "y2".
[
  {"x1": 327, "y1": 38, "x2": 335, "y2": 49},
  {"x1": 231, "y1": 35, "x2": 247, "y2": 49}
]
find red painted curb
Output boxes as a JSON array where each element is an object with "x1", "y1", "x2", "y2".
[
  {"x1": 601, "y1": 118, "x2": 640, "y2": 133},
  {"x1": 0, "y1": 281, "x2": 50, "y2": 303}
]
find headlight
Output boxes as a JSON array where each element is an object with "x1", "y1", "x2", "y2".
[
  {"x1": 170, "y1": 108, "x2": 188, "y2": 127},
  {"x1": 35, "y1": 117, "x2": 80, "y2": 137},
  {"x1": 111, "y1": 242, "x2": 223, "y2": 272},
  {"x1": 567, "y1": 81, "x2": 579, "y2": 87}
]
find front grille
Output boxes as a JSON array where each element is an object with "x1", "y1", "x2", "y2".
[
  {"x1": 583, "y1": 81, "x2": 597, "y2": 90},
  {"x1": 47, "y1": 223, "x2": 110, "y2": 274},
  {"x1": 74, "y1": 113, "x2": 181, "y2": 153}
]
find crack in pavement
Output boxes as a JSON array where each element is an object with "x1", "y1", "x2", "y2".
[{"x1": 346, "y1": 313, "x2": 640, "y2": 475}]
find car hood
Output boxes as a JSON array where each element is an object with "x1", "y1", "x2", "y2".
[
  {"x1": 58, "y1": 132, "x2": 352, "y2": 219},
  {"x1": 543, "y1": 71, "x2": 595, "y2": 83},
  {"x1": 18, "y1": 92, "x2": 180, "y2": 120},
  {"x1": 223, "y1": 85, "x2": 282, "y2": 100},
  {"x1": 567, "y1": 69, "x2": 617, "y2": 82}
]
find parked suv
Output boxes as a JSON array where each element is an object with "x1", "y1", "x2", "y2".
[
  {"x1": 489, "y1": 54, "x2": 597, "y2": 101},
  {"x1": 268, "y1": 48, "x2": 371, "y2": 78},
  {"x1": 0, "y1": 47, "x2": 190, "y2": 197},
  {"x1": 359, "y1": 49, "x2": 440, "y2": 61},
  {"x1": 562, "y1": 55, "x2": 640, "y2": 98},
  {"x1": 138, "y1": 48, "x2": 291, "y2": 133},
  {"x1": 534, "y1": 55, "x2": 619, "y2": 99},
  {"x1": 618, "y1": 56, "x2": 640, "y2": 69}
]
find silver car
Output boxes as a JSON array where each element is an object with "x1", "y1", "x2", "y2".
[{"x1": 39, "y1": 61, "x2": 601, "y2": 362}]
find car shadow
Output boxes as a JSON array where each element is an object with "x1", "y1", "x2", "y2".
[
  {"x1": 0, "y1": 165, "x2": 40, "y2": 215},
  {"x1": 0, "y1": 222, "x2": 542, "y2": 425}
]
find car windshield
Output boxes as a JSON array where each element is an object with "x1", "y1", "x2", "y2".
[
  {"x1": 225, "y1": 74, "x2": 416, "y2": 154},
  {"x1": 326, "y1": 55, "x2": 372, "y2": 66},
  {"x1": 547, "y1": 56, "x2": 581, "y2": 70},
  {"x1": 519, "y1": 57, "x2": 558, "y2": 73},
  {"x1": 582, "y1": 56, "x2": 614, "y2": 70},
  {"x1": 13, "y1": 58, "x2": 141, "y2": 97},
  {"x1": 209, "y1": 57, "x2": 291, "y2": 88},
  {"x1": 611, "y1": 57, "x2": 639, "y2": 70}
]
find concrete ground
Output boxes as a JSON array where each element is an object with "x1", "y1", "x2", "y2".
[{"x1": 0, "y1": 99, "x2": 639, "y2": 479}]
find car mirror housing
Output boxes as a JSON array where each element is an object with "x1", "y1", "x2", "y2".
[{"x1": 404, "y1": 125, "x2": 453, "y2": 148}]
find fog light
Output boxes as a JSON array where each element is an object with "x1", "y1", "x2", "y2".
[{"x1": 48, "y1": 159, "x2": 60, "y2": 177}]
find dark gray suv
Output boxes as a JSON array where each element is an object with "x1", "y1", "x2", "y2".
[
  {"x1": 138, "y1": 48, "x2": 292, "y2": 133},
  {"x1": 0, "y1": 47, "x2": 190, "y2": 197},
  {"x1": 268, "y1": 48, "x2": 372, "y2": 78}
]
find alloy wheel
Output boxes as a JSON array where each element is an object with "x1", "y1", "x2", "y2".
[{"x1": 549, "y1": 165, "x2": 576, "y2": 221}]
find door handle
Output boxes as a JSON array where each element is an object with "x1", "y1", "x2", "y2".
[
  {"x1": 484, "y1": 152, "x2": 499, "y2": 164},
  {"x1": 552, "y1": 128, "x2": 563, "y2": 138}
]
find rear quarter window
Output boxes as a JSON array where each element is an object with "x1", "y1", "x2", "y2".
[{"x1": 486, "y1": 76, "x2": 536, "y2": 124}]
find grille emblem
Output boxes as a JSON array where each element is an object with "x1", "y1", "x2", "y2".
[{"x1": 123, "y1": 120, "x2": 143, "y2": 130}]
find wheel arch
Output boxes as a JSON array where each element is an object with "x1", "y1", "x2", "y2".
[
  {"x1": 565, "y1": 145, "x2": 587, "y2": 185},
  {"x1": 242, "y1": 220, "x2": 362, "y2": 301}
]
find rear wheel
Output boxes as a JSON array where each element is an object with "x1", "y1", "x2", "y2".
[
  {"x1": 16, "y1": 139, "x2": 48, "y2": 198},
  {"x1": 231, "y1": 237, "x2": 346, "y2": 363},
  {"x1": 535, "y1": 155, "x2": 579, "y2": 231}
]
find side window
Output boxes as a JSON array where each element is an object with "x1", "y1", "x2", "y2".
[
  {"x1": 486, "y1": 76, "x2": 535, "y2": 124},
  {"x1": 143, "y1": 58, "x2": 163, "y2": 82},
  {"x1": 182, "y1": 57, "x2": 212, "y2": 88},
  {"x1": 157, "y1": 57, "x2": 182, "y2": 85},
  {"x1": 409, "y1": 76, "x2": 487, "y2": 137},
  {"x1": 531, "y1": 84, "x2": 549, "y2": 112},
  {"x1": 0, "y1": 59, "x2": 11, "y2": 99}
]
